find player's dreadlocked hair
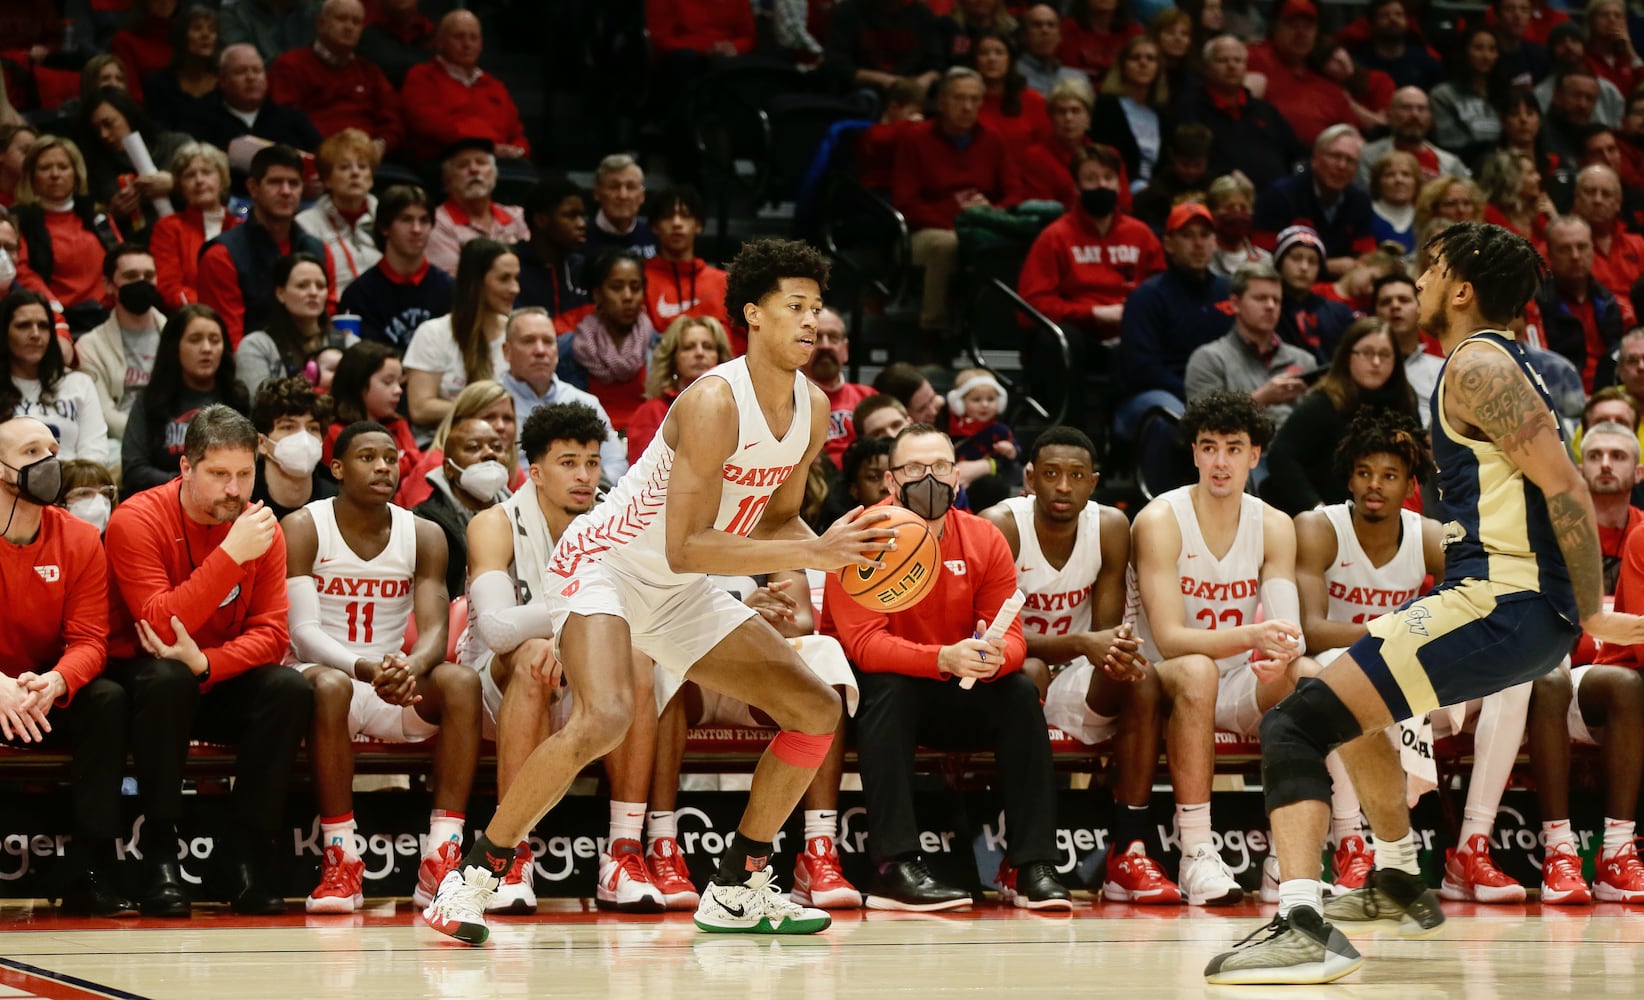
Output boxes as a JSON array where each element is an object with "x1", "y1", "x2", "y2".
[
  {"x1": 724, "y1": 238, "x2": 830, "y2": 320},
  {"x1": 1180, "y1": 391, "x2": 1275, "y2": 449},
  {"x1": 1334, "y1": 408, "x2": 1434, "y2": 484},
  {"x1": 1422, "y1": 221, "x2": 1548, "y2": 324}
]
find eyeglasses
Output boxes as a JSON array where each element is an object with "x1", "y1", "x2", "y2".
[
  {"x1": 63, "y1": 486, "x2": 117, "y2": 504},
  {"x1": 1351, "y1": 348, "x2": 1396, "y2": 363},
  {"x1": 1621, "y1": 354, "x2": 1644, "y2": 368},
  {"x1": 891, "y1": 460, "x2": 956, "y2": 480}
]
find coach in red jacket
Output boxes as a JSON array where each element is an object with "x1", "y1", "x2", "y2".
[
  {"x1": 400, "y1": 10, "x2": 532, "y2": 164},
  {"x1": 268, "y1": 0, "x2": 405, "y2": 155},
  {"x1": 105, "y1": 405, "x2": 312, "y2": 918},
  {"x1": 821, "y1": 424, "x2": 1066, "y2": 913},
  {"x1": 0, "y1": 417, "x2": 134, "y2": 916}
]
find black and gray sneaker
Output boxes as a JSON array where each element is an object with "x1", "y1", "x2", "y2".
[
  {"x1": 1203, "y1": 907, "x2": 1364, "y2": 985},
  {"x1": 1323, "y1": 867, "x2": 1447, "y2": 939}
]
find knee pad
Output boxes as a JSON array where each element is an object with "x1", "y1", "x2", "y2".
[
  {"x1": 770, "y1": 730, "x2": 834, "y2": 768},
  {"x1": 1260, "y1": 677, "x2": 1365, "y2": 813}
]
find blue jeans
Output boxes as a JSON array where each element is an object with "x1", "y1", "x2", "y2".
[{"x1": 1113, "y1": 389, "x2": 1185, "y2": 440}]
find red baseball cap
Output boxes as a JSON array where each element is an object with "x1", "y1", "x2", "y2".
[
  {"x1": 1165, "y1": 202, "x2": 1215, "y2": 233},
  {"x1": 1276, "y1": 0, "x2": 1319, "y2": 20}
]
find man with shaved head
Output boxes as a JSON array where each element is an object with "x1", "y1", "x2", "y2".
[
  {"x1": 269, "y1": 0, "x2": 405, "y2": 154},
  {"x1": 1572, "y1": 164, "x2": 1644, "y2": 295},
  {"x1": 401, "y1": 10, "x2": 533, "y2": 164},
  {"x1": 0, "y1": 417, "x2": 133, "y2": 917}
]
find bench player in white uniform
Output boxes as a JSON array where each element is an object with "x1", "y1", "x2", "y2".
[
  {"x1": 282, "y1": 421, "x2": 483, "y2": 914},
  {"x1": 1130, "y1": 392, "x2": 1313, "y2": 905},
  {"x1": 461, "y1": 400, "x2": 662, "y2": 913},
  {"x1": 646, "y1": 568, "x2": 860, "y2": 910},
  {"x1": 1290, "y1": 410, "x2": 1447, "y2": 902},
  {"x1": 422, "y1": 238, "x2": 895, "y2": 943},
  {"x1": 982, "y1": 426, "x2": 1217, "y2": 905}
]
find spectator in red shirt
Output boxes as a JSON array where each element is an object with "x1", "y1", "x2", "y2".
[
  {"x1": 851, "y1": 77, "x2": 926, "y2": 192},
  {"x1": 0, "y1": 416, "x2": 134, "y2": 917},
  {"x1": 820, "y1": 424, "x2": 1066, "y2": 911},
  {"x1": 104, "y1": 404, "x2": 313, "y2": 917},
  {"x1": 1585, "y1": 0, "x2": 1640, "y2": 98},
  {"x1": 1573, "y1": 164, "x2": 1644, "y2": 297},
  {"x1": 1244, "y1": 0, "x2": 1356, "y2": 148},
  {"x1": 1058, "y1": 0, "x2": 1142, "y2": 79},
  {"x1": 642, "y1": 187, "x2": 729, "y2": 333},
  {"x1": 268, "y1": 0, "x2": 403, "y2": 157},
  {"x1": 648, "y1": 0, "x2": 756, "y2": 58},
  {"x1": 111, "y1": 0, "x2": 180, "y2": 104},
  {"x1": 967, "y1": 30, "x2": 1050, "y2": 154},
  {"x1": 1020, "y1": 76, "x2": 1095, "y2": 207},
  {"x1": 149, "y1": 142, "x2": 239, "y2": 312},
  {"x1": 822, "y1": 0, "x2": 944, "y2": 101},
  {"x1": 359, "y1": 0, "x2": 436, "y2": 87},
  {"x1": 197, "y1": 144, "x2": 331, "y2": 346},
  {"x1": 1020, "y1": 145, "x2": 1164, "y2": 354},
  {"x1": 626, "y1": 314, "x2": 735, "y2": 463},
  {"x1": 892, "y1": 67, "x2": 1022, "y2": 333},
  {"x1": 9, "y1": 136, "x2": 120, "y2": 334},
  {"x1": 802, "y1": 308, "x2": 876, "y2": 468},
  {"x1": 1169, "y1": 36, "x2": 1305, "y2": 193},
  {"x1": 400, "y1": 10, "x2": 532, "y2": 166}
]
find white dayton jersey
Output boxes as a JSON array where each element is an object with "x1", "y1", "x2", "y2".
[
  {"x1": 1131, "y1": 486, "x2": 1265, "y2": 674},
  {"x1": 1001, "y1": 496, "x2": 1101, "y2": 645},
  {"x1": 455, "y1": 485, "x2": 559, "y2": 668},
  {"x1": 306, "y1": 497, "x2": 418, "y2": 659},
  {"x1": 1320, "y1": 503, "x2": 1427, "y2": 624},
  {"x1": 547, "y1": 356, "x2": 811, "y2": 587}
]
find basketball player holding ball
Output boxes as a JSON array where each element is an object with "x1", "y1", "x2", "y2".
[{"x1": 421, "y1": 239, "x2": 897, "y2": 944}]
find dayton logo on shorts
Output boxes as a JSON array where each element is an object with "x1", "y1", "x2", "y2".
[
  {"x1": 1404, "y1": 605, "x2": 1432, "y2": 637},
  {"x1": 560, "y1": 579, "x2": 581, "y2": 598}
]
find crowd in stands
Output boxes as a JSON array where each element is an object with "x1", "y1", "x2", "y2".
[{"x1": 4, "y1": 0, "x2": 1644, "y2": 919}]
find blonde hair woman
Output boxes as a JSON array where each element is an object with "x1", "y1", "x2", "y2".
[{"x1": 626, "y1": 315, "x2": 733, "y2": 462}]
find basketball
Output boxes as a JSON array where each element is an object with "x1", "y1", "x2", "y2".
[{"x1": 836, "y1": 506, "x2": 941, "y2": 612}]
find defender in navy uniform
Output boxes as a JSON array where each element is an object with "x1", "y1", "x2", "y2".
[{"x1": 1207, "y1": 221, "x2": 1644, "y2": 985}]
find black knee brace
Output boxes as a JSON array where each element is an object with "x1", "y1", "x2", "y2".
[{"x1": 1260, "y1": 677, "x2": 1365, "y2": 813}]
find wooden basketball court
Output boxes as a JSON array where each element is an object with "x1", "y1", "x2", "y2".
[{"x1": 1, "y1": 896, "x2": 1635, "y2": 998}]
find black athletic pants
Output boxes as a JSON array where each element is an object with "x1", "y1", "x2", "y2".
[{"x1": 1, "y1": 674, "x2": 129, "y2": 849}]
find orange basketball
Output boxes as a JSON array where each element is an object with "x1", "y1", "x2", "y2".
[{"x1": 836, "y1": 505, "x2": 942, "y2": 612}]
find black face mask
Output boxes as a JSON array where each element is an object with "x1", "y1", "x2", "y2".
[
  {"x1": 899, "y1": 474, "x2": 955, "y2": 520},
  {"x1": 117, "y1": 279, "x2": 162, "y2": 315},
  {"x1": 1080, "y1": 187, "x2": 1119, "y2": 218},
  {"x1": 2, "y1": 454, "x2": 62, "y2": 506}
]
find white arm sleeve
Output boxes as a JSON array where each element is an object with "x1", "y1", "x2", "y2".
[
  {"x1": 469, "y1": 570, "x2": 556, "y2": 655},
  {"x1": 287, "y1": 576, "x2": 363, "y2": 675},
  {"x1": 1260, "y1": 578, "x2": 1302, "y2": 626}
]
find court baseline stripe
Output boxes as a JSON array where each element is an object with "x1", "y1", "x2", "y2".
[{"x1": 0, "y1": 958, "x2": 152, "y2": 1000}]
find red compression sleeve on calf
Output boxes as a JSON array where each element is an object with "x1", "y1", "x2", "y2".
[{"x1": 770, "y1": 730, "x2": 834, "y2": 768}]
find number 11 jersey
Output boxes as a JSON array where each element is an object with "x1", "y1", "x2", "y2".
[
  {"x1": 1130, "y1": 485, "x2": 1265, "y2": 675},
  {"x1": 307, "y1": 497, "x2": 418, "y2": 659}
]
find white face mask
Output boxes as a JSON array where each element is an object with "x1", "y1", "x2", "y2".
[
  {"x1": 67, "y1": 494, "x2": 112, "y2": 533},
  {"x1": 455, "y1": 459, "x2": 509, "y2": 501},
  {"x1": 270, "y1": 431, "x2": 323, "y2": 477},
  {"x1": 0, "y1": 247, "x2": 15, "y2": 289}
]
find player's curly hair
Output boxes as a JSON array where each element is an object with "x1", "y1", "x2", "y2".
[
  {"x1": 724, "y1": 238, "x2": 830, "y2": 320},
  {"x1": 521, "y1": 401, "x2": 608, "y2": 465},
  {"x1": 1334, "y1": 408, "x2": 1434, "y2": 484},
  {"x1": 1179, "y1": 391, "x2": 1275, "y2": 449},
  {"x1": 1422, "y1": 220, "x2": 1547, "y2": 324},
  {"x1": 250, "y1": 375, "x2": 333, "y2": 435}
]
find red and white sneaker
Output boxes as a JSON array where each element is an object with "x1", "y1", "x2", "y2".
[
  {"x1": 1101, "y1": 840, "x2": 1182, "y2": 905},
  {"x1": 305, "y1": 844, "x2": 364, "y2": 913},
  {"x1": 791, "y1": 836, "x2": 862, "y2": 909},
  {"x1": 1440, "y1": 833, "x2": 1527, "y2": 903},
  {"x1": 596, "y1": 839, "x2": 664, "y2": 912},
  {"x1": 1540, "y1": 842, "x2": 1593, "y2": 905},
  {"x1": 412, "y1": 840, "x2": 463, "y2": 909},
  {"x1": 1330, "y1": 836, "x2": 1375, "y2": 896},
  {"x1": 646, "y1": 837, "x2": 701, "y2": 910},
  {"x1": 487, "y1": 842, "x2": 537, "y2": 915},
  {"x1": 1594, "y1": 842, "x2": 1644, "y2": 903}
]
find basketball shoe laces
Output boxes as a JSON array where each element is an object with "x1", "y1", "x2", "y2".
[
  {"x1": 1461, "y1": 839, "x2": 1514, "y2": 885},
  {"x1": 610, "y1": 849, "x2": 652, "y2": 888},
  {"x1": 429, "y1": 867, "x2": 497, "y2": 924},
  {"x1": 715, "y1": 867, "x2": 806, "y2": 921},
  {"x1": 1545, "y1": 844, "x2": 1585, "y2": 884},
  {"x1": 650, "y1": 841, "x2": 693, "y2": 889},
  {"x1": 1335, "y1": 842, "x2": 1374, "y2": 886},
  {"x1": 1604, "y1": 838, "x2": 1644, "y2": 879},
  {"x1": 315, "y1": 846, "x2": 360, "y2": 897},
  {"x1": 501, "y1": 848, "x2": 532, "y2": 886},
  {"x1": 1118, "y1": 849, "x2": 1172, "y2": 885},
  {"x1": 806, "y1": 840, "x2": 847, "y2": 883}
]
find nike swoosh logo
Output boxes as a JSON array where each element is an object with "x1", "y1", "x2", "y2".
[
  {"x1": 1185, "y1": 553, "x2": 1198, "y2": 559},
  {"x1": 720, "y1": 900, "x2": 746, "y2": 918},
  {"x1": 744, "y1": 442, "x2": 759, "y2": 450},
  {"x1": 1340, "y1": 561, "x2": 1352, "y2": 568}
]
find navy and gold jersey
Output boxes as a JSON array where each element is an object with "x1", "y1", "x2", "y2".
[{"x1": 1430, "y1": 330, "x2": 1577, "y2": 625}]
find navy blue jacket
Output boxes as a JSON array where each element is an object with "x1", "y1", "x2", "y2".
[
  {"x1": 1279, "y1": 292, "x2": 1357, "y2": 365},
  {"x1": 1118, "y1": 264, "x2": 1233, "y2": 399}
]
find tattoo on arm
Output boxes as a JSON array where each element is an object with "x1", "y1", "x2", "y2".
[
  {"x1": 1449, "y1": 347, "x2": 1556, "y2": 458},
  {"x1": 1546, "y1": 490, "x2": 1604, "y2": 621}
]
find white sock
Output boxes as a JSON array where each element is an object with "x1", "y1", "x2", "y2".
[
  {"x1": 1277, "y1": 878, "x2": 1324, "y2": 919},
  {"x1": 804, "y1": 809, "x2": 838, "y2": 845},
  {"x1": 1325, "y1": 752, "x2": 1362, "y2": 847},
  {"x1": 1175, "y1": 802, "x2": 1214, "y2": 852},
  {"x1": 1459, "y1": 684, "x2": 1528, "y2": 850},
  {"x1": 610, "y1": 800, "x2": 646, "y2": 845},
  {"x1": 321, "y1": 813, "x2": 357, "y2": 857},
  {"x1": 1374, "y1": 830, "x2": 1421, "y2": 875},
  {"x1": 1603, "y1": 818, "x2": 1636, "y2": 856},
  {"x1": 1543, "y1": 819, "x2": 1576, "y2": 851},
  {"x1": 427, "y1": 810, "x2": 464, "y2": 849},
  {"x1": 1457, "y1": 811, "x2": 1495, "y2": 849},
  {"x1": 646, "y1": 810, "x2": 677, "y2": 844}
]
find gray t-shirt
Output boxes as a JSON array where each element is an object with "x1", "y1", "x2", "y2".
[{"x1": 120, "y1": 325, "x2": 160, "y2": 412}]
